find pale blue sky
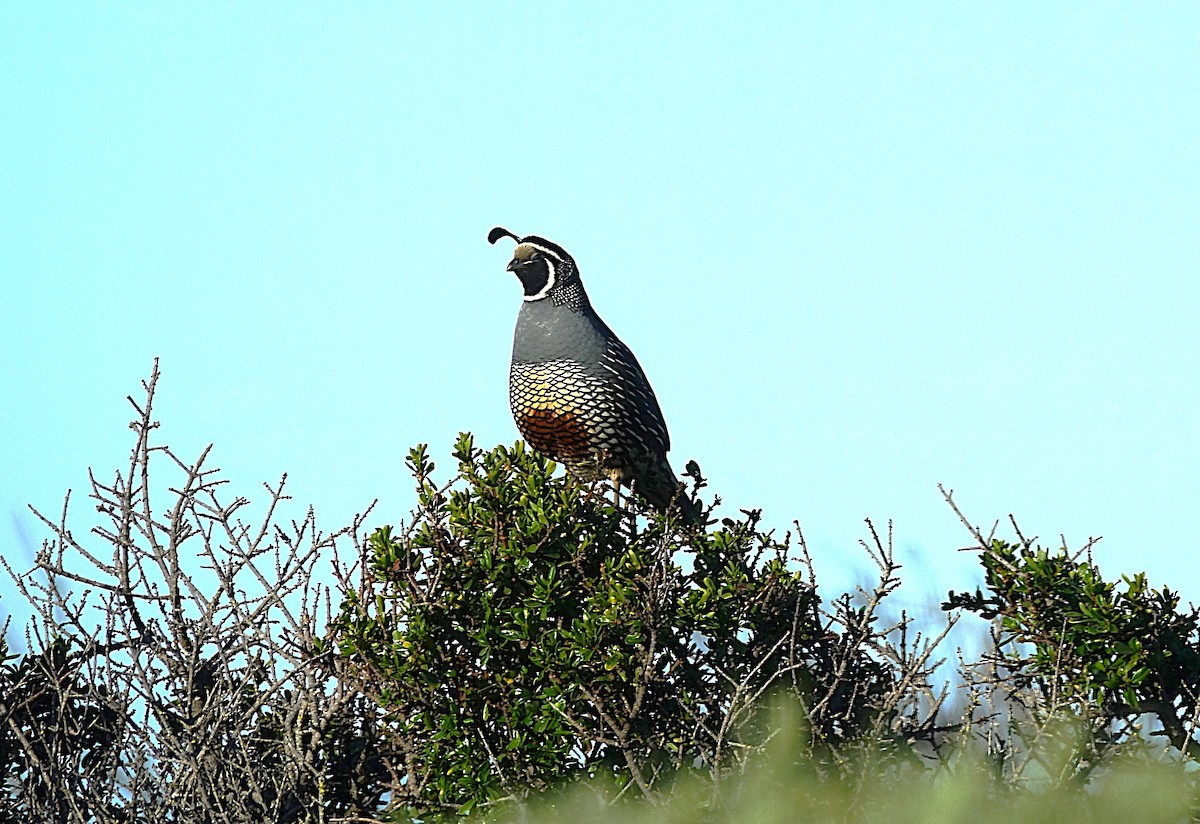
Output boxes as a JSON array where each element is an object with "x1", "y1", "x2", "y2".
[{"x1": 2, "y1": 4, "x2": 1198, "y2": 625}]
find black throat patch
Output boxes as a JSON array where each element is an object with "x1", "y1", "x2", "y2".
[{"x1": 517, "y1": 260, "x2": 552, "y2": 298}]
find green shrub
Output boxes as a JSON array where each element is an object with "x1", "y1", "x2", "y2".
[
  {"x1": 947, "y1": 534, "x2": 1200, "y2": 769},
  {"x1": 9, "y1": 366, "x2": 1200, "y2": 822},
  {"x1": 334, "y1": 435, "x2": 941, "y2": 819}
]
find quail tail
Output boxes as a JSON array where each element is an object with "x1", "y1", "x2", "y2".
[
  {"x1": 636, "y1": 456, "x2": 703, "y2": 526},
  {"x1": 670, "y1": 488, "x2": 703, "y2": 526}
]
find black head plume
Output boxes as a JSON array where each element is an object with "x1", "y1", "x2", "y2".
[{"x1": 488, "y1": 226, "x2": 522, "y2": 245}]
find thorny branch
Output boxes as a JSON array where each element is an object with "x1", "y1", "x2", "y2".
[{"x1": 0, "y1": 360, "x2": 385, "y2": 823}]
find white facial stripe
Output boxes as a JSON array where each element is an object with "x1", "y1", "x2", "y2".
[
  {"x1": 521, "y1": 242, "x2": 564, "y2": 262},
  {"x1": 523, "y1": 257, "x2": 557, "y2": 302}
]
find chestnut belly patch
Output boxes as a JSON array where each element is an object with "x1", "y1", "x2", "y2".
[
  {"x1": 516, "y1": 406, "x2": 594, "y2": 463},
  {"x1": 510, "y1": 361, "x2": 606, "y2": 464}
]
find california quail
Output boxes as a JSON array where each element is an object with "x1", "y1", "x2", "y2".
[{"x1": 488, "y1": 226, "x2": 701, "y2": 525}]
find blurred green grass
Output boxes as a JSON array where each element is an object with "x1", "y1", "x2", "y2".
[
  {"x1": 493, "y1": 756, "x2": 1193, "y2": 824},
  {"x1": 487, "y1": 705, "x2": 1197, "y2": 824}
]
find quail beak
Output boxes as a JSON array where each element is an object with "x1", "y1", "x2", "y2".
[{"x1": 506, "y1": 258, "x2": 527, "y2": 273}]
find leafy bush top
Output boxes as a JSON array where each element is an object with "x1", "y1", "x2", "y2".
[{"x1": 334, "y1": 435, "x2": 933, "y2": 817}]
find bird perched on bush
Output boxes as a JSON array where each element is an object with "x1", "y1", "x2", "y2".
[{"x1": 488, "y1": 227, "x2": 700, "y2": 525}]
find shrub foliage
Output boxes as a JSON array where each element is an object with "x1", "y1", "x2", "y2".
[
  {"x1": 2, "y1": 367, "x2": 1199, "y2": 822},
  {"x1": 333, "y1": 436, "x2": 945, "y2": 816},
  {"x1": 947, "y1": 519, "x2": 1200, "y2": 771}
]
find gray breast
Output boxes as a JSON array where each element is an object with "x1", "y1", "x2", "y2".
[{"x1": 512, "y1": 299, "x2": 608, "y2": 367}]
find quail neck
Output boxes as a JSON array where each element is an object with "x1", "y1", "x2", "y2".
[{"x1": 504, "y1": 236, "x2": 602, "y2": 365}]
